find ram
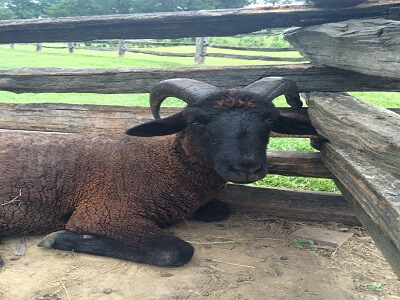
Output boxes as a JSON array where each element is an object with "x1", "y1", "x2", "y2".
[{"x1": 0, "y1": 77, "x2": 315, "y2": 267}]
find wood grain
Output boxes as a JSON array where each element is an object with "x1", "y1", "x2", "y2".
[
  {"x1": 285, "y1": 19, "x2": 400, "y2": 79},
  {"x1": 0, "y1": 103, "x2": 317, "y2": 137},
  {"x1": 305, "y1": 92, "x2": 400, "y2": 179},
  {"x1": 217, "y1": 184, "x2": 359, "y2": 226},
  {"x1": 267, "y1": 150, "x2": 334, "y2": 179},
  {"x1": 0, "y1": 1, "x2": 399, "y2": 43},
  {"x1": 321, "y1": 144, "x2": 400, "y2": 277},
  {"x1": 2, "y1": 64, "x2": 400, "y2": 94}
]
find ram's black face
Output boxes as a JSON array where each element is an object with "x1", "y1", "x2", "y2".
[
  {"x1": 126, "y1": 77, "x2": 317, "y2": 184},
  {"x1": 182, "y1": 99, "x2": 278, "y2": 183}
]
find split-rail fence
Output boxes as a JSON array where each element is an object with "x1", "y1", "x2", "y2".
[{"x1": 0, "y1": 0, "x2": 399, "y2": 277}]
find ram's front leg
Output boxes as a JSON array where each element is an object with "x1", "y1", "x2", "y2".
[{"x1": 38, "y1": 208, "x2": 194, "y2": 267}]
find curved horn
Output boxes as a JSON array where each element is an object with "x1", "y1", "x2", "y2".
[
  {"x1": 150, "y1": 78, "x2": 222, "y2": 119},
  {"x1": 238, "y1": 77, "x2": 303, "y2": 109}
]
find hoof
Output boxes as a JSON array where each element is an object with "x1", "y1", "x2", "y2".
[
  {"x1": 38, "y1": 230, "x2": 94, "y2": 249},
  {"x1": 38, "y1": 230, "x2": 67, "y2": 248},
  {"x1": 151, "y1": 236, "x2": 194, "y2": 267}
]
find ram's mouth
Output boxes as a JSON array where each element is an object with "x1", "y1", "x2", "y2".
[{"x1": 215, "y1": 164, "x2": 267, "y2": 184}]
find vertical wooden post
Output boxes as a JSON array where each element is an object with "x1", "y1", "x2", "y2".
[
  {"x1": 36, "y1": 43, "x2": 42, "y2": 52},
  {"x1": 118, "y1": 39, "x2": 126, "y2": 57},
  {"x1": 67, "y1": 42, "x2": 75, "y2": 53},
  {"x1": 10, "y1": 43, "x2": 15, "y2": 49},
  {"x1": 194, "y1": 37, "x2": 208, "y2": 64}
]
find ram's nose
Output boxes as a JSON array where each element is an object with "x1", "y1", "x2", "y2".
[{"x1": 231, "y1": 163, "x2": 264, "y2": 176}]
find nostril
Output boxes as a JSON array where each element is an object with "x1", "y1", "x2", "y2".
[
  {"x1": 231, "y1": 163, "x2": 263, "y2": 175},
  {"x1": 249, "y1": 165, "x2": 263, "y2": 174}
]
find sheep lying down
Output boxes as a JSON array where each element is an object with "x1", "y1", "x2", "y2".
[{"x1": 0, "y1": 77, "x2": 316, "y2": 267}]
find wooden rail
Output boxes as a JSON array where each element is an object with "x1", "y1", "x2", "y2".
[
  {"x1": 0, "y1": 103, "x2": 319, "y2": 139},
  {"x1": 89, "y1": 39, "x2": 296, "y2": 52},
  {"x1": 0, "y1": 1, "x2": 399, "y2": 43},
  {"x1": 75, "y1": 46, "x2": 306, "y2": 62},
  {"x1": 324, "y1": 146, "x2": 400, "y2": 276},
  {"x1": 305, "y1": 92, "x2": 400, "y2": 179},
  {"x1": 217, "y1": 184, "x2": 359, "y2": 226},
  {"x1": 6, "y1": 39, "x2": 302, "y2": 64},
  {"x1": 285, "y1": 19, "x2": 400, "y2": 79},
  {"x1": 2, "y1": 64, "x2": 400, "y2": 94},
  {"x1": 208, "y1": 44, "x2": 295, "y2": 52},
  {"x1": 306, "y1": 92, "x2": 400, "y2": 277}
]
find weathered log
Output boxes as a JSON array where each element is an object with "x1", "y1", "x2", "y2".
[
  {"x1": 0, "y1": 103, "x2": 318, "y2": 139},
  {"x1": 75, "y1": 46, "x2": 116, "y2": 51},
  {"x1": 305, "y1": 0, "x2": 367, "y2": 8},
  {"x1": 267, "y1": 150, "x2": 334, "y2": 179},
  {"x1": 81, "y1": 45, "x2": 304, "y2": 62},
  {"x1": 2, "y1": 64, "x2": 400, "y2": 94},
  {"x1": 217, "y1": 184, "x2": 359, "y2": 226},
  {"x1": 205, "y1": 53, "x2": 305, "y2": 62},
  {"x1": 305, "y1": 92, "x2": 400, "y2": 179},
  {"x1": 321, "y1": 143, "x2": 400, "y2": 277},
  {"x1": 125, "y1": 47, "x2": 307, "y2": 62},
  {"x1": 0, "y1": 1, "x2": 399, "y2": 43},
  {"x1": 285, "y1": 19, "x2": 400, "y2": 79},
  {"x1": 208, "y1": 44, "x2": 295, "y2": 52},
  {"x1": 41, "y1": 46, "x2": 68, "y2": 49}
]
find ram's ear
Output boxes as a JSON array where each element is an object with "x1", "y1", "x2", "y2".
[
  {"x1": 272, "y1": 115, "x2": 318, "y2": 135},
  {"x1": 126, "y1": 112, "x2": 187, "y2": 137}
]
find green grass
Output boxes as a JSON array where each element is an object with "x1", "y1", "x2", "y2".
[
  {"x1": 126, "y1": 45, "x2": 304, "y2": 58},
  {"x1": 208, "y1": 35, "x2": 291, "y2": 48},
  {"x1": 1, "y1": 44, "x2": 399, "y2": 193},
  {"x1": 350, "y1": 92, "x2": 400, "y2": 108}
]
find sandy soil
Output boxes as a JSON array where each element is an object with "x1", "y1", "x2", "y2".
[{"x1": 0, "y1": 213, "x2": 399, "y2": 300}]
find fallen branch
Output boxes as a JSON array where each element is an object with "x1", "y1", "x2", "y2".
[
  {"x1": 54, "y1": 274, "x2": 71, "y2": 300},
  {"x1": 206, "y1": 259, "x2": 255, "y2": 269}
]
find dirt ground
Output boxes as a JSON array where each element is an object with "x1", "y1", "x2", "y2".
[{"x1": 0, "y1": 213, "x2": 399, "y2": 300}]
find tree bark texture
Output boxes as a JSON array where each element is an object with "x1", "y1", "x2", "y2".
[
  {"x1": 0, "y1": 1, "x2": 399, "y2": 43},
  {"x1": 217, "y1": 184, "x2": 359, "y2": 226},
  {"x1": 305, "y1": 92, "x2": 400, "y2": 179},
  {"x1": 285, "y1": 19, "x2": 400, "y2": 79},
  {"x1": 0, "y1": 103, "x2": 320, "y2": 139},
  {"x1": 321, "y1": 144, "x2": 400, "y2": 277},
  {"x1": 2, "y1": 64, "x2": 400, "y2": 94}
]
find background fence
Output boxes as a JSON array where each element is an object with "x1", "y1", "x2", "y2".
[{"x1": 7, "y1": 36, "x2": 303, "y2": 64}]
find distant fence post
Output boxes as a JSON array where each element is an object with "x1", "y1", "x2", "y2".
[
  {"x1": 10, "y1": 43, "x2": 15, "y2": 49},
  {"x1": 195, "y1": 37, "x2": 208, "y2": 64},
  {"x1": 67, "y1": 42, "x2": 75, "y2": 53},
  {"x1": 118, "y1": 39, "x2": 126, "y2": 57},
  {"x1": 36, "y1": 43, "x2": 42, "y2": 52}
]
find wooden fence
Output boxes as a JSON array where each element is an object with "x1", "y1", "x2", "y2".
[
  {"x1": 0, "y1": 0, "x2": 400, "y2": 278},
  {"x1": 7, "y1": 37, "x2": 302, "y2": 64}
]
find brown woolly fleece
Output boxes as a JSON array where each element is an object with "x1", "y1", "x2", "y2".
[{"x1": 0, "y1": 131, "x2": 225, "y2": 246}]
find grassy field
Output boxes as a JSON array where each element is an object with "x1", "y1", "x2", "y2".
[{"x1": 1, "y1": 43, "x2": 399, "y2": 193}]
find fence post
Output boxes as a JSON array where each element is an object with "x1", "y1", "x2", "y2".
[
  {"x1": 118, "y1": 39, "x2": 126, "y2": 57},
  {"x1": 10, "y1": 43, "x2": 15, "y2": 49},
  {"x1": 194, "y1": 37, "x2": 208, "y2": 64},
  {"x1": 67, "y1": 42, "x2": 75, "y2": 53},
  {"x1": 36, "y1": 43, "x2": 42, "y2": 52}
]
